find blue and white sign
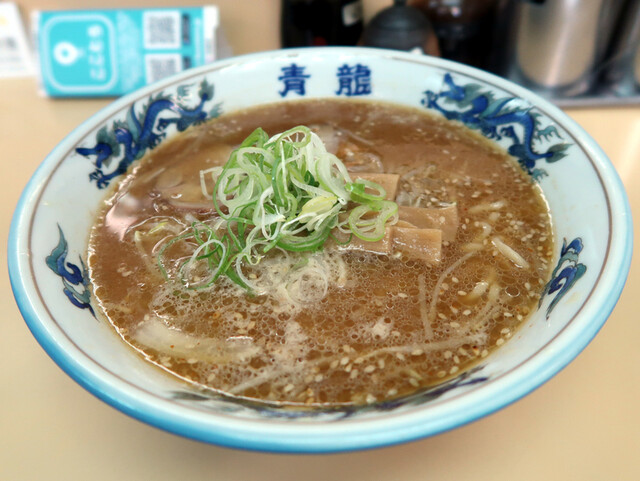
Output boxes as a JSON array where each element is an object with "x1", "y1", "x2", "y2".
[{"x1": 34, "y1": 7, "x2": 219, "y2": 97}]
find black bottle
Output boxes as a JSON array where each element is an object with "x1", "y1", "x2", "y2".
[
  {"x1": 360, "y1": 0, "x2": 439, "y2": 55},
  {"x1": 281, "y1": 0, "x2": 364, "y2": 47},
  {"x1": 409, "y1": 0, "x2": 500, "y2": 69}
]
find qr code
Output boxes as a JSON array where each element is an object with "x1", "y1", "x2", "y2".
[
  {"x1": 143, "y1": 11, "x2": 181, "y2": 49},
  {"x1": 145, "y1": 54, "x2": 182, "y2": 83}
]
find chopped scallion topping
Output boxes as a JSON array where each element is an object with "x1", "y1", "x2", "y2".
[{"x1": 157, "y1": 126, "x2": 398, "y2": 292}]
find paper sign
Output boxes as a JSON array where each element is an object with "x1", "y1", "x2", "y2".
[
  {"x1": 0, "y1": 2, "x2": 35, "y2": 77},
  {"x1": 33, "y1": 6, "x2": 219, "y2": 96}
]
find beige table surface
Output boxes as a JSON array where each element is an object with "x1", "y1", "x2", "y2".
[{"x1": 2, "y1": 1, "x2": 639, "y2": 479}]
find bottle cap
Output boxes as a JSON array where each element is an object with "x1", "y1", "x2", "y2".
[{"x1": 361, "y1": 0, "x2": 435, "y2": 53}]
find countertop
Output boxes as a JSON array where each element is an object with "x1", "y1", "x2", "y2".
[{"x1": 2, "y1": 1, "x2": 639, "y2": 479}]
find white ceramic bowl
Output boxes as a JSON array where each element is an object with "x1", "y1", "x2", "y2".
[{"x1": 9, "y1": 48, "x2": 633, "y2": 453}]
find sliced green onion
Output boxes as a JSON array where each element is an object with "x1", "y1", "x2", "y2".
[
  {"x1": 348, "y1": 200, "x2": 398, "y2": 242},
  {"x1": 158, "y1": 126, "x2": 398, "y2": 293},
  {"x1": 346, "y1": 179, "x2": 387, "y2": 203}
]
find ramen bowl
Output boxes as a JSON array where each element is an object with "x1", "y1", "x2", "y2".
[{"x1": 8, "y1": 47, "x2": 632, "y2": 453}]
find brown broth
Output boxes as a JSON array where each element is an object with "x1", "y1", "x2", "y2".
[{"x1": 87, "y1": 99, "x2": 554, "y2": 406}]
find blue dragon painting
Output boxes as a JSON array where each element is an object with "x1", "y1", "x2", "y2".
[
  {"x1": 46, "y1": 225, "x2": 94, "y2": 316},
  {"x1": 423, "y1": 73, "x2": 570, "y2": 179},
  {"x1": 540, "y1": 238, "x2": 587, "y2": 319},
  {"x1": 77, "y1": 79, "x2": 221, "y2": 189}
]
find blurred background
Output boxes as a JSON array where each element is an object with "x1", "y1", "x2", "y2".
[
  {"x1": 1, "y1": 1, "x2": 639, "y2": 481},
  {"x1": 5, "y1": 0, "x2": 640, "y2": 103}
]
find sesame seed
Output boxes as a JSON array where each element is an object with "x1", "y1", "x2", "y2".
[
  {"x1": 443, "y1": 350, "x2": 453, "y2": 359},
  {"x1": 437, "y1": 370, "x2": 447, "y2": 378},
  {"x1": 354, "y1": 357, "x2": 365, "y2": 364},
  {"x1": 314, "y1": 374, "x2": 324, "y2": 382},
  {"x1": 450, "y1": 321, "x2": 461, "y2": 328},
  {"x1": 411, "y1": 349, "x2": 424, "y2": 356},
  {"x1": 364, "y1": 365, "x2": 376, "y2": 373},
  {"x1": 350, "y1": 369, "x2": 359, "y2": 379},
  {"x1": 283, "y1": 384, "x2": 294, "y2": 393},
  {"x1": 501, "y1": 328, "x2": 511, "y2": 334},
  {"x1": 496, "y1": 338, "x2": 505, "y2": 346},
  {"x1": 449, "y1": 366, "x2": 459, "y2": 375},
  {"x1": 408, "y1": 378, "x2": 420, "y2": 387},
  {"x1": 378, "y1": 359, "x2": 385, "y2": 369},
  {"x1": 462, "y1": 309, "x2": 472, "y2": 316},
  {"x1": 345, "y1": 364, "x2": 352, "y2": 373},
  {"x1": 340, "y1": 356, "x2": 350, "y2": 365},
  {"x1": 366, "y1": 394, "x2": 376, "y2": 404},
  {"x1": 387, "y1": 388, "x2": 398, "y2": 396},
  {"x1": 330, "y1": 359, "x2": 339, "y2": 369},
  {"x1": 453, "y1": 355, "x2": 460, "y2": 364},
  {"x1": 457, "y1": 290, "x2": 467, "y2": 296},
  {"x1": 458, "y1": 347, "x2": 468, "y2": 356},
  {"x1": 481, "y1": 349, "x2": 489, "y2": 357}
]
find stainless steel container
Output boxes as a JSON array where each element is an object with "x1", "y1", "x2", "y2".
[
  {"x1": 601, "y1": 0, "x2": 640, "y2": 96},
  {"x1": 508, "y1": 0, "x2": 626, "y2": 97}
]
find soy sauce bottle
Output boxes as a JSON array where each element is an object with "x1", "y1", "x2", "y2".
[
  {"x1": 360, "y1": 0, "x2": 440, "y2": 55},
  {"x1": 409, "y1": 0, "x2": 500, "y2": 69},
  {"x1": 281, "y1": 0, "x2": 364, "y2": 47}
]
